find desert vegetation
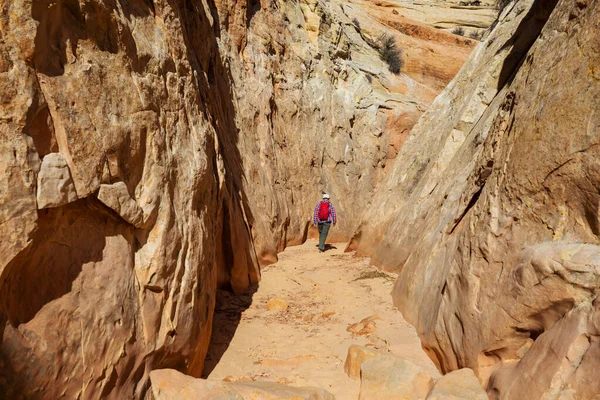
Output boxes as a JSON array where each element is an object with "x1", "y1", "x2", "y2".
[{"x1": 376, "y1": 33, "x2": 404, "y2": 74}]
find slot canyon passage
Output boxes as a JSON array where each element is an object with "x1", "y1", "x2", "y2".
[{"x1": 1, "y1": 0, "x2": 599, "y2": 398}]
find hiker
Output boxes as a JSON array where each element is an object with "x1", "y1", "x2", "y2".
[{"x1": 313, "y1": 193, "x2": 337, "y2": 253}]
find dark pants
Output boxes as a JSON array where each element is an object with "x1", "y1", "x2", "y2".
[{"x1": 318, "y1": 222, "x2": 331, "y2": 251}]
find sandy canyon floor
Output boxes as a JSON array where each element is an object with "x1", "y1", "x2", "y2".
[{"x1": 203, "y1": 240, "x2": 440, "y2": 399}]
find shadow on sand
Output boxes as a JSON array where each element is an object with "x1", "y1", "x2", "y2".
[
  {"x1": 202, "y1": 284, "x2": 259, "y2": 378},
  {"x1": 314, "y1": 244, "x2": 338, "y2": 252}
]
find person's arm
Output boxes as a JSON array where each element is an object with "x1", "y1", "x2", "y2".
[
  {"x1": 313, "y1": 203, "x2": 320, "y2": 226},
  {"x1": 330, "y1": 203, "x2": 337, "y2": 225}
]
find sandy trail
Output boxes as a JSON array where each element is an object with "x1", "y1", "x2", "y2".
[{"x1": 203, "y1": 240, "x2": 440, "y2": 399}]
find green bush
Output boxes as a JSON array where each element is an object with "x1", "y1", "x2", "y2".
[
  {"x1": 452, "y1": 27, "x2": 465, "y2": 36},
  {"x1": 469, "y1": 30, "x2": 482, "y2": 40},
  {"x1": 377, "y1": 33, "x2": 403, "y2": 75}
]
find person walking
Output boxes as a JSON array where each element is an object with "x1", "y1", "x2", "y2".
[{"x1": 313, "y1": 193, "x2": 337, "y2": 253}]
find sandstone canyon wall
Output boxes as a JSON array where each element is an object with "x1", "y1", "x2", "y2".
[
  {"x1": 216, "y1": 0, "x2": 485, "y2": 264},
  {"x1": 0, "y1": 0, "x2": 261, "y2": 397},
  {"x1": 0, "y1": 0, "x2": 486, "y2": 398},
  {"x1": 352, "y1": 0, "x2": 600, "y2": 398}
]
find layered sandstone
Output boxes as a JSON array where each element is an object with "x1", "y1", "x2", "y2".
[
  {"x1": 0, "y1": 0, "x2": 256, "y2": 397},
  {"x1": 0, "y1": 0, "x2": 483, "y2": 398},
  {"x1": 218, "y1": 0, "x2": 486, "y2": 263},
  {"x1": 352, "y1": 0, "x2": 600, "y2": 398}
]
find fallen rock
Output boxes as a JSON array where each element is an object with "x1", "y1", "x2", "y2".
[
  {"x1": 425, "y1": 368, "x2": 487, "y2": 400},
  {"x1": 359, "y1": 355, "x2": 434, "y2": 400},
  {"x1": 267, "y1": 298, "x2": 289, "y2": 311},
  {"x1": 344, "y1": 345, "x2": 387, "y2": 380},
  {"x1": 36, "y1": 153, "x2": 78, "y2": 209},
  {"x1": 150, "y1": 368, "x2": 335, "y2": 400},
  {"x1": 97, "y1": 181, "x2": 144, "y2": 227},
  {"x1": 150, "y1": 369, "x2": 242, "y2": 400},
  {"x1": 347, "y1": 315, "x2": 381, "y2": 335}
]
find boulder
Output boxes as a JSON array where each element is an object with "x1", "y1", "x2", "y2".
[
  {"x1": 425, "y1": 369, "x2": 487, "y2": 400},
  {"x1": 359, "y1": 355, "x2": 434, "y2": 400},
  {"x1": 36, "y1": 153, "x2": 78, "y2": 209},
  {"x1": 97, "y1": 181, "x2": 144, "y2": 227},
  {"x1": 344, "y1": 345, "x2": 387, "y2": 380},
  {"x1": 150, "y1": 369, "x2": 335, "y2": 400}
]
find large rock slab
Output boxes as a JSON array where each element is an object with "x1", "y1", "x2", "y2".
[
  {"x1": 0, "y1": 0, "x2": 258, "y2": 397},
  {"x1": 352, "y1": 0, "x2": 600, "y2": 398},
  {"x1": 150, "y1": 369, "x2": 335, "y2": 400},
  {"x1": 0, "y1": 0, "x2": 494, "y2": 398},
  {"x1": 150, "y1": 369, "x2": 243, "y2": 400},
  {"x1": 230, "y1": 381, "x2": 336, "y2": 400},
  {"x1": 425, "y1": 369, "x2": 487, "y2": 400},
  {"x1": 359, "y1": 355, "x2": 434, "y2": 400}
]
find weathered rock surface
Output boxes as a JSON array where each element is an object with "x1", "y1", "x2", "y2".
[
  {"x1": 221, "y1": 0, "x2": 487, "y2": 258},
  {"x1": 352, "y1": 0, "x2": 600, "y2": 398},
  {"x1": 36, "y1": 152, "x2": 78, "y2": 209},
  {"x1": 359, "y1": 354, "x2": 435, "y2": 399},
  {"x1": 97, "y1": 181, "x2": 144, "y2": 227},
  {"x1": 150, "y1": 368, "x2": 335, "y2": 400},
  {"x1": 0, "y1": 0, "x2": 257, "y2": 397},
  {"x1": 348, "y1": 0, "x2": 498, "y2": 41},
  {"x1": 426, "y1": 368, "x2": 488, "y2": 400},
  {"x1": 150, "y1": 369, "x2": 243, "y2": 399},
  {"x1": 344, "y1": 344, "x2": 387, "y2": 380},
  {"x1": 0, "y1": 0, "x2": 485, "y2": 397}
]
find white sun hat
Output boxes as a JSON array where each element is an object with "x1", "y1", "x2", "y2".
[{"x1": 322, "y1": 193, "x2": 330, "y2": 199}]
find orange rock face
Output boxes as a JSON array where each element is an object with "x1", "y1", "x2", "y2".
[
  {"x1": 352, "y1": 0, "x2": 600, "y2": 398},
  {"x1": 0, "y1": 0, "x2": 492, "y2": 397},
  {"x1": 0, "y1": 0, "x2": 256, "y2": 397}
]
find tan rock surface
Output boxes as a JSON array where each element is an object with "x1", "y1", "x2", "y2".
[
  {"x1": 425, "y1": 368, "x2": 487, "y2": 400},
  {"x1": 0, "y1": 0, "x2": 492, "y2": 397},
  {"x1": 219, "y1": 0, "x2": 491, "y2": 260},
  {"x1": 97, "y1": 181, "x2": 144, "y2": 227},
  {"x1": 150, "y1": 369, "x2": 243, "y2": 400},
  {"x1": 150, "y1": 368, "x2": 335, "y2": 400},
  {"x1": 352, "y1": 0, "x2": 600, "y2": 398},
  {"x1": 359, "y1": 354, "x2": 435, "y2": 400},
  {"x1": 36, "y1": 152, "x2": 78, "y2": 209},
  {"x1": 229, "y1": 380, "x2": 336, "y2": 400},
  {"x1": 0, "y1": 0, "x2": 258, "y2": 397},
  {"x1": 344, "y1": 345, "x2": 387, "y2": 380}
]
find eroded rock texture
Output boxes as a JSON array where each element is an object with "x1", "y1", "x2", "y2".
[
  {"x1": 352, "y1": 0, "x2": 600, "y2": 398},
  {"x1": 218, "y1": 0, "x2": 485, "y2": 263},
  {"x1": 0, "y1": 0, "x2": 256, "y2": 397},
  {"x1": 0, "y1": 0, "x2": 483, "y2": 398}
]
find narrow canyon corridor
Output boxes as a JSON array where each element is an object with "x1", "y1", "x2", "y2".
[
  {"x1": 2, "y1": 0, "x2": 599, "y2": 397},
  {"x1": 202, "y1": 240, "x2": 440, "y2": 399}
]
